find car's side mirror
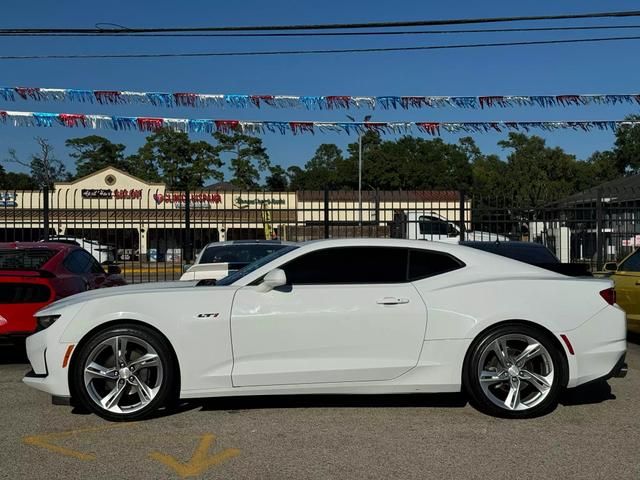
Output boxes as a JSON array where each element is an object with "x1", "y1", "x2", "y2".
[
  {"x1": 603, "y1": 262, "x2": 618, "y2": 272},
  {"x1": 257, "y1": 268, "x2": 287, "y2": 292},
  {"x1": 447, "y1": 224, "x2": 459, "y2": 238},
  {"x1": 107, "y1": 265, "x2": 122, "y2": 275}
]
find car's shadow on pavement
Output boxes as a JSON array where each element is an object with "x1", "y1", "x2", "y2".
[
  {"x1": 196, "y1": 392, "x2": 470, "y2": 412},
  {"x1": 153, "y1": 381, "x2": 616, "y2": 419},
  {"x1": 560, "y1": 381, "x2": 615, "y2": 406}
]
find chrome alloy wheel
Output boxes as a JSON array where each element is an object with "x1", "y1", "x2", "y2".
[
  {"x1": 83, "y1": 335, "x2": 163, "y2": 415},
  {"x1": 477, "y1": 334, "x2": 554, "y2": 412}
]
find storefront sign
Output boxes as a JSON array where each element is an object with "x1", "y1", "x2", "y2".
[
  {"x1": 115, "y1": 189, "x2": 143, "y2": 199},
  {"x1": 82, "y1": 189, "x2": 112, "y2": 199},
  {"x1": 0, "y1": 192, "x2": 18, "y2": 207},
  {"x1": 234, "y1": 197, "x2": 286, "y2": 208},
  {"x1": 82, "y1": 189, "x2": 143, "y2": 200},
  {"x1": 153, "y1": 192, "x2": 222, "y2": 209}
]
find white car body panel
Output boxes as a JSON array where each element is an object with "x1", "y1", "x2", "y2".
[
  {"x1": 231, "y1": 283, "x2": 426, "y2": 386},
  {"x1": 23, "y1": 238, "x2": 626, "y2": 402}
]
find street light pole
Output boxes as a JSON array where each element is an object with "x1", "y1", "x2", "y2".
[
  {"x1": 358, "y1": 132, "x2": 362, "y2": 227},
  {"x1": 347, "y1": 114, "x2": 371, "y2": 227}
]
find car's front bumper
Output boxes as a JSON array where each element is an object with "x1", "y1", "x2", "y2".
[{"x1": 22, "y1": 326, "x2": 73, "y2": 397}]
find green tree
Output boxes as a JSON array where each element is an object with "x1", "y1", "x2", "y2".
[
  {"x1": 265, "y1": 165, "x2": 289, "y2": 190},
  {"x1": 66, "y1": 136, "x2": 131, "y2": 178},
  {"x1": 4, "y1": 137, "x2": 69, "y2": 188},
  {"x1": 358, "y1": 136, "x2": 472, "y2": 191},
  {"x1": 497, "y1": 133, "x2": 582, "y2": 206},
  {"x1": 613, "y1": 115, "x2": 640, "y2": 175},
  {"x1": 300, "y1": 144, "x2": 346, "y2": 189},
  {"x1": 213, "y1": 131, "x2": 270, "y2": 189},
  {"x1": 137, "y1": 128, "x2": 223, "y2": 189},
  {"x1": 579, "y1": 150, "x2": 620, "y2": 190},
  {"x1": 0, "y1": 166, "x2": 38, "y2": 189},
  {"x1": 286, "y1": 165, "x2": 307, "y2": 190}
]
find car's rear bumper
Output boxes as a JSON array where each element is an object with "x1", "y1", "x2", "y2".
[
  {"x1": 565, "y1": 305, "x2": 627, "y2": 388},
  {"x1": 609, "y1": 353, "x2": 628, "y2": 379}
]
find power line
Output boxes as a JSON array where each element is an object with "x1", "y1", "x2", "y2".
[
  {"x1": 2, "y1": 35, "x2": 640, "y2": 60},
  {"x1": 2, "y1": 10, "x2": 640, "y2": 34},
  {"x1": 1, "y1": 24, "x2": 640, "y2": 38}
]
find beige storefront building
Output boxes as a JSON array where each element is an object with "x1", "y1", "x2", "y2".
[{"x1": 1, "y1": 167, "x2": 468, "y2": 258}]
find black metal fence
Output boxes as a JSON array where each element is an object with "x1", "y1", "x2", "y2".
[{"x1": 2, "y1": 185, "x2": 639, "y2": 283}]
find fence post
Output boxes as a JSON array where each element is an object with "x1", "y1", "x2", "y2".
[
  {"x1": 43, "y1": 186, "x2": 50, "y2": 241},
  {"x1": 595, "y1": 188, "x2": 603, "y2": 270},
  {"x1": 323, "y1": 189, "x2": 330, "y2": 239},
  {"x1": 458, "y1": 190, "x2": 466, "y2": 242},
  {"x1": 184, "y1": 185, "x2": 192, "y2": 262}
]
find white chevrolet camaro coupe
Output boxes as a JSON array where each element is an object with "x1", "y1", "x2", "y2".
[{"x1": 23, "y1": 239, "x2": 627, "y2": 421}]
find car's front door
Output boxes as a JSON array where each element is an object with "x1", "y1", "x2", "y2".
[
  {"x1": 230, "y1": 246, "x2": 427, "y2": 387},
  {"x1": 612, "y1": 249, "x2": 640, "y2": 332}
]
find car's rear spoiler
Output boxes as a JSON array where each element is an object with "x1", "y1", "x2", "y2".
[
  {"x1": 0, "y1": 269, "x2": 55, "y2": 278},
  {"x1": 535, "y1": 263, "x2": 592, "y2": 277}
]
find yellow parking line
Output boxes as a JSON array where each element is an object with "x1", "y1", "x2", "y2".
[{"x1": 23, "y1": 424, "x2": 134, "y2": 461}]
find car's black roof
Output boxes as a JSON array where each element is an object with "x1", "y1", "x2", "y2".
[{"x1": 460, "y1": 241, "x2": 559, "y2": 264}]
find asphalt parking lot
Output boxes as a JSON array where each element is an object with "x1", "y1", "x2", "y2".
[{"x1": 1, "y1": 341, "x2": 639, "y2": 480}]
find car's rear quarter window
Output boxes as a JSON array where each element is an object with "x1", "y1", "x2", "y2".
[
  {"x1": 0, "y1": 249, "x2": 57, "y2": 270},
  {"x1": 408, "y1": 249, "x2": 464, "y2": 280}
]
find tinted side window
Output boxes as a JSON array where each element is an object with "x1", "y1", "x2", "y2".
[
  {"x1": 64, "y1": 250, "x2": 92, "y2": 274},
  {"x1": 418, "y1": 216, "x2": 450, "y2": 236},
  {"x1": 621, "y1": 250, "x2": 640, "y2": 272},
  {"x1": 88, "y1": 257, "x2": 105, "y2": 274},
  {"x1": 282, "y1": 247, "x2": 408, "y2": 285},
  {"x1": 408, "y1": 249, "x2": 464, "y2": 281}
]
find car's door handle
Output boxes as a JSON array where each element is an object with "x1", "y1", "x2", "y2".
[{"x1": 376, "y1": 297, "x2": 410, "y2": 305}]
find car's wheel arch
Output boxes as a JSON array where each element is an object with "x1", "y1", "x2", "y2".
[
  {"x1": 461, "y1": 319, "x2": 570, "y2": 389},
  {"x1": 67, "y1": 319, "x2": 181, "y2": 401}
]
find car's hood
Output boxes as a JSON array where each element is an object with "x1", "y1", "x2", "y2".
[{"x1": 37, "y1": 281, "x2": 201, "y2": 314}]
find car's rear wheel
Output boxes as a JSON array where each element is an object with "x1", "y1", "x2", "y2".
[
  {"x1": 463, "y1": 324, "x2": 565, "y2": 418},
  {"x1": 71, "y1": 324, "x2": 177, "y2": 421}
]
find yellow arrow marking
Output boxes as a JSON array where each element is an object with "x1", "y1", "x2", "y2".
[
  {"x1": 149, "y1": 434, "x2": 240, "y2": 478},
  {"x1": 23, "y1": 424, "x2": 132, "y2": 461}
]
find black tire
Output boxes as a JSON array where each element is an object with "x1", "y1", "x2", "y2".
[
  {"x1": 463, "y1": 323, "x2": 566, "y2": 419},
  {"x1": 70, "y1": 323, "x2": 178, "y2": 422}
]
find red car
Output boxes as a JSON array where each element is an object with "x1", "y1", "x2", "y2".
[{"x1": 0, "y1": 242, "x2": 126, "y2": 341}]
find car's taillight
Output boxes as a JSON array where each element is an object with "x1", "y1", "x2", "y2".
[{"x1": 600, "y1": 288, "x2": 616, "y2": 305}]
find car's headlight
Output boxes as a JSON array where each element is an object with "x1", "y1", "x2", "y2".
[{"x1": 36, "y1": 315, "x2": 61, "y2": 331}]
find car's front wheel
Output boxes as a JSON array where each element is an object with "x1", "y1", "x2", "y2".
[
  {"x1": 71, "y1": 324, "x2": 177, "y2": 421},
  {"x1": 463, "y1": 324, "x2": 566, "y2": 418}
]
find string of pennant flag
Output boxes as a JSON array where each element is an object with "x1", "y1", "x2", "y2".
[
  {"x1": 2, "y1": 86, "x2": 640, "y2": 110},
  {"x1": 0, "y1": 110, "x2": 637, "y2": 136}
]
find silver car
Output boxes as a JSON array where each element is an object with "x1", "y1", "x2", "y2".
[{"x1": 180, "y1": 240, "x2": 292, "y2": 281}]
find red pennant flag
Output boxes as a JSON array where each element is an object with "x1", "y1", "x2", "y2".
[
  {"x1": 136, "y1": 117, "x2": 164, "y2": 131},
  {"x1": 58, "y1": 114, "x2": 86, "y2": 127},
  {"x1": 214, "y1": 120, "x2": 240, "y2": 133}
]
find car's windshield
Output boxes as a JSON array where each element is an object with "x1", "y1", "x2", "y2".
[
  {"x1": 216, "y1": 245, "x2": 298, "y2": 286},
  {"x1": 0, "y1": 249, "x2": 57, "y2": 270},
  {"x1": 198, "y1": 243, "x2": 287, "y2": 265}
]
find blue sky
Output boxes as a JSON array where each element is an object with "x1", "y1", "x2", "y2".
[{"x1": 1, "y1": 0, "x2": 640, "y2": 181}]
